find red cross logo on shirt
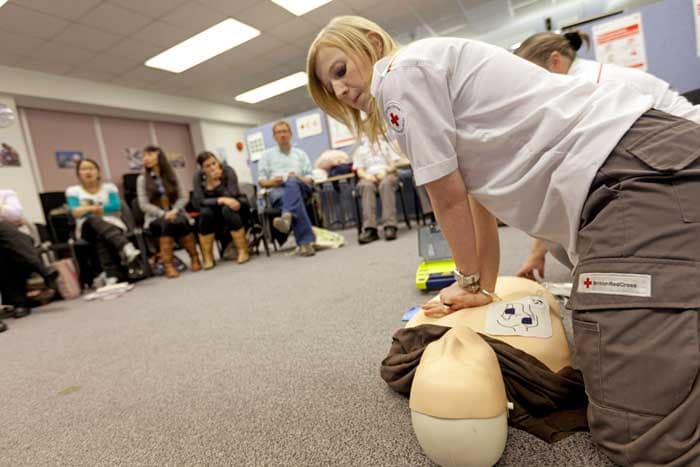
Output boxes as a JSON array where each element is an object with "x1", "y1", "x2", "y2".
[
  {"x1": 390, "y1": 113, "x2": 399, "y2": 127},
  {"x1": 584, "y1": 278, "x2": 592, "y2": 288},
  {"x1": 384, "y1": 101, "x2": 405, "y2": 134}
]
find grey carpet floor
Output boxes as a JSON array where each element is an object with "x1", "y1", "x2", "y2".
[{"x1": 0, "y1": 227, "x2": 615, "y2": 466}]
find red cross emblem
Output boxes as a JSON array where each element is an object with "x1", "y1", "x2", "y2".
[
  {"x1": 384, "y1": 101, "x2": 405, "y2": 134},
  {"x1": 390, "y1": 112, "x2": 399, "y2": 127},
  {"x1": 584, "y1": 278, "x2": 592, "y2": 288}
]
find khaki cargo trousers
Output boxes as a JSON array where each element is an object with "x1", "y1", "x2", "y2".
[{"x1": 567, "y1": 110, "x2": 700, "y2": 466}]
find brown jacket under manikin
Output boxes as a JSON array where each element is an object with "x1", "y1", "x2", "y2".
[{"x1": 380, "y1": 324, "x2": 588, "y2": 443}]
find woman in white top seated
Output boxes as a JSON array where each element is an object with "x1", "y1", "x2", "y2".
[
  {"x1": 513, "y1": 30, "x2": 700, "y2": 281},
  {"x1": 66, "y1": 158, "x2": 142, "y2": 283}
]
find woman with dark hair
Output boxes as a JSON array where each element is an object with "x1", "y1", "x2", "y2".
[
  {"x1": 66, "y1": 158, "x2": 143, "y2": 283},
  {"x1": 137, "y1": 146, "x2": 202, "y2": 278},
  {"x1": 514, "y1": 30, "x2": 700, "y2": 280},
  {"x1": 192, "y1": 151, "x2": 250, "y2": 267}
]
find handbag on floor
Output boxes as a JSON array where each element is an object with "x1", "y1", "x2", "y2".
[{"x1": 52, "y1": 258, "x2": 81, "y2": 300}]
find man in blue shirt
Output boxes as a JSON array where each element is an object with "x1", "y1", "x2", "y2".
[{"x1": 258, "y1": 120, "x2": 316, "y2": 256}]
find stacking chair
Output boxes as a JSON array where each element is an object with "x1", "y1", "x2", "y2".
[{"x1": 259, "y1": 185, "x2": 321, "y2": 252}]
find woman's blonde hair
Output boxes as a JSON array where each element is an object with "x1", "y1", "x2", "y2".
[
  {"x1": 307, "y1": 15, "x2": 398, "y2": 143},
  {"x1": 514, "y1": 30, "x2": 590, "y2": 67}
]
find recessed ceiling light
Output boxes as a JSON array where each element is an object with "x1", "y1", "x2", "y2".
[
  {"x1": 0, "y1": 0, "x2": 8, "y2": 8},
  {"x1": 270, "y1": 0, "x2": 333, "y2": 16},
  {"x1": 235, "y1": 72, "x2": 308, "y2": 104},
  {"x1": 145, "y1": 18, "x2": 260, "y2": 73}
]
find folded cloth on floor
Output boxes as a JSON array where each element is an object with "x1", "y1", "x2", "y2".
[{"x1": 380, "y1": 324, "x2": 589, "y2": 443}]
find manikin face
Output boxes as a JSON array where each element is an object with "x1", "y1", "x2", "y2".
[
  {"x1": 143, "y1": 151, "x2": 158, "y2": 169},
  {"x1": 201, "y1": 157, "x2": 222, "y2": 180},
  {"x1": 273, "y1": 124, "x2": 292, "y2": 148},
  {"x1": 314, "y1": 46, "x2": 372, "y2": 113},
  {"x1": 78, "y1": 161, "x2": 99, "y2": 185}
]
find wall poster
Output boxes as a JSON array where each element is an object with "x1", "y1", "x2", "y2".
[
  {"x1": 327, "y1": 116, "x2": 355, "y2": 149},
  {"x1": 247, "y1": 131, "x2": 265, "y2": 162},
  {"x1": 0, "y1": 143, "x2": 20, "y2": 167},
  {"x1": 55, "y1": 150, "x2": 84, "y2": 169},
  {"x1": 296, "y1": 112, "x2": 322, "y2": 139},
  {"x1": 592, "y1": 12, "x2": 648, "y2": 71}
]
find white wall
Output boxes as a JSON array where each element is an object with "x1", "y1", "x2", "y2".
[
  {"x1": 0, "y1": 94, "x2": 44, "y2": 223},
  {"x1": 195, "y1": 120, "x2": 253, "y2": 184},
  {"x1": 1, "y1": 66, "x2": 276, "y2": 127}
]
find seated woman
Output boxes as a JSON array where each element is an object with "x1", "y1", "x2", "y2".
[
  {"x1": 382, "y1": 277, "x2": 587, "y2": 467},
  {"x1": 66, "y1": 159, "x2": 143, "y2": 283},
  {"x1": 137, "y1": 146, "x2": 201, "y2": 279},
  {"x1": 192, "y1": 152, "x2": 251, "y2": 267}
]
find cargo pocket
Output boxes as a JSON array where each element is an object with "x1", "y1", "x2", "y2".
[
  {"x1": 624, "y1": 119, "x2": 700, "y2": 173},
  {"x1": 568, "y1": 258, "x2": 700, "y2": 416},
  {"x1": 625, "y1": 120, "x2": 700, "y2": 224},
  {"x1": 572, "y1": 316, "x2": 603, "y2": 402}
]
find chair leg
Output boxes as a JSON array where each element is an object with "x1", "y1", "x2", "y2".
[
  {"x1": 398, "y1": 183, "x2": 411, "y2": 229},
  {"x1": 352, "y1": 189, "x2": 363, "y2": 236}
]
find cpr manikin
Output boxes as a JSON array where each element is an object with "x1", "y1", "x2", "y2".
[{"x1": 406, "y1": 276, "x2": 571, "y2": 467}]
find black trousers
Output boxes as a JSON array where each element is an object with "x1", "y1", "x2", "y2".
[
  {"x1": 80, "y1": 216, "x2": 129, "y2": 279},
  {"x1": 198, "y1": 204, "x2": 250, "y2": 234},
  {"x1": 0, "y1": 220, "x2": 45, "y2": 306},
  {"x1": 148, "y1": 214, "x2": 191, "y2": 239}
]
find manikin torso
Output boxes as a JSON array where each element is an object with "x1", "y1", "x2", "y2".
[{"x1": 405, "y1": 277, "x2": 571, "y2": 467}]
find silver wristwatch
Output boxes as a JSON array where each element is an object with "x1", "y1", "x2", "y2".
[{"x1": 452, "y1": 269, "x2": 481, "y2": 293}]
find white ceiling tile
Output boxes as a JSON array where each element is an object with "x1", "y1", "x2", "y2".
[
  {"x1": 130, "y1": 20, "x2": 194, "y2": 48},
  {"x1": 28, "y1": 42, "x2": 97, "y2": 65},
  {"x1": 11, "y1": 0, "x2": 103, "y2": 20},
  {"x1": 0, "y1": 30, "x2": 45, "y2": 55},
  {"x1": 161, "y1": 1, "x2": 228, "y2": 29},
  {"x1": 0, "y1": 3, "x2": 70, "y2": 40},
  {"x1": 52, "y1": 23, "x2": 124, "y2": 52},
  {"x1": 205, "y1": 0, "x2": 260, "y2": 16},
  {"x1": 105, "y1": 38, "x2": 163, "y2": 62},
  {"x1": 15, "y1": 59, "x2": 72, "y2": 75},
  {"x1": 66, "y1": 69, "x2": 120, "y2": 82},
  {"x1": 291, "y1": 30, "x2": 321, "y2": 51},
  {"x1": 107, "y1": 0, "x2": 189, "y2": 18},
  {"x1": 267, "y1": 17, "x2": 320, "y2": 43},
  {"x1": 0, "y1": 52, "x2": 22, "y2": 67},
  {"x1": 78, "y1": 2, "x2": 154, "y2": 35},
  {"x1": 341, "y1": 0, "x2": 387, "y2": 9},
  {"x1": 301, "y1": 1, "x2": 358, "y2": 27},
  {"x1": 119, "y1": 66, "x2": 174, "y2": 84},
  {"x1": 224, "y1": 34, "x2": 286, "y2": 61},
  {"x1": 235, "y1": 2, "x2": 296, "y2": 32},
  {"x1": 83, "y1": 53, "x2": 142, "y2": 74}
]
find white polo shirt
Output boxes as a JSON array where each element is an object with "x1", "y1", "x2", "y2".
[
  {"x1": 370, "y1": 37, "x2": 653, "y2": 265},
  {"x1": 569, "y1": 58, "x2": 700, "y2": 123}
]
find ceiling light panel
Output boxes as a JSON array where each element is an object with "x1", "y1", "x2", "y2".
[
  {"x1": 235, "y1": 72, "x2": 308, "y2": 104},
  {"x1": 145, "y1": 18, "x2": 260, "y2": 73},
  {"x1": 270, "y1": 0, "x2": 333, "y2": 16}
]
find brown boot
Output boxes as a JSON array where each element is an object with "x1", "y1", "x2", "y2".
[
  {"x1": 159, "y1": 236, "x2": 179, "y2": 279},
  {"x1": 179, "y1": 233, "x2": 202, "y2": 272},
  {"x1": 199, "y1": 233, "x2": 216, "y2": 270},
  {"x1": 231, "y1": 228, "x2": 250, "y2": 264}
]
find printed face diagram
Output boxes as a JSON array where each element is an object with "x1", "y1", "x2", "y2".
[{"x1": 485, "y1": 296, "x2": 552, "y2": 338}]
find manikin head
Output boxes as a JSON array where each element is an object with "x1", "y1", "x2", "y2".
[
  {"x1": 411, "y1": 326, "x2": 508, "y2": 467},
  {"x1": 514, "y1": 30, "x2": 590, "y2": 74},
  {"x1": 406, "y1": 277, "x2": 571, "y2": 467},
  {"x1": 307, "y1": 15, "x2": 398, "y2": 143}
]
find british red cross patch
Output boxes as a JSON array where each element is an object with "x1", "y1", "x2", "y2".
[{"x1": 384, "y1": 101, "x2": 405, "y2": 134}]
